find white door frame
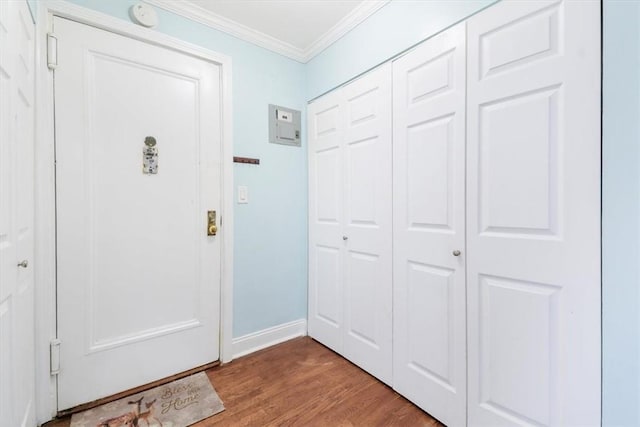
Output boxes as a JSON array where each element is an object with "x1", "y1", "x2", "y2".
[{"x1": 34, "y1": 1, "x2": 234, "y2": 422}]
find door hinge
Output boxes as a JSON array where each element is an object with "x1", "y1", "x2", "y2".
[
  {"x1": 47, "y1": 33, "x2": 58, "y2": 70},
  {"x1": 50, "y1": 339, "x2": 61, "y2": 375}
]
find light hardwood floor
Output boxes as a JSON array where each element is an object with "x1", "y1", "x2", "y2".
[{"x1": 45, "y1": 337, "x2": 443, "y2": 426}]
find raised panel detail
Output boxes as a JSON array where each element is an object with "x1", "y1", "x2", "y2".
[
  {"x1": 315, "y1": 147, "x2": 340, "y2": 223},
  {"x1": 347, "y1": 137, "x2": 378, "y2": 226},
  {"x1": 89, "y1": 241, "x2": 202, "y2": 352},
  {"x1": 407, "y1": 50, "x2": 454, "y2": 104},
  {"x1": 479, "y1": 86, "x2": 560, "y2": 237},
  {"x1": 86, "y1": 53, "x2": 202, "y2": 352},
  {"x1": 15, "y1": 89, "x2": 33, "y2": 251},
  {"x1": 480, "y1": 3, "x2": 561, "y2": 79},
  {"x1": 407, "y1": 115, "x2": 454, "y2": 231},
  {"x1": 0, "y1": 0, "x2": 9, "y2": 257},
  {"x1": 347, "y1": 251, "x2": 380, "y2": 348},
  {"x1": 315, "y1": 104, "x2": 340, "y2": 137},
  {"x1": 407, "y1": 262, "x2": 455, "y2": 389},
  {"x1": 479, "y1": 275, "x2": 560, "y2": 426},
  {"x1": 347, "y1": 87, "x2": 378, "y2": 126},
  {"x1": 315, "y1": 245, "x2": 340, "y2": 326},
  {"x1": 0, "y1": 65, "x2": 10, "y2": 264},
  {"x1": 89, "y1": 320, "x2": 201, "y2": 354}
]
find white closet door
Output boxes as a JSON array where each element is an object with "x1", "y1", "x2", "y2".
[
  {"x1": 466, "y1": 1, "x2": 601, "y2": 426},
  {"x1": 308, "y1": 65, "x2": 392, "y2": 383},
  {"x1": 308, "y1": 91, "x2": 345, "y2": 353},
  {"x1": 0, "y1": 2, "x2": 36, "y2": 426},
  {"x1": 392, "y1": 24, "x2": 467, "y2": 426},
  {"x1": 342, "y1": 63, "x2": 392, "y2": 384}
]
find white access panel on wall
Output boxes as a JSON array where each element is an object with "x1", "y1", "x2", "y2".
[
  {"x1": 392, "y1": 22, "x2": 467, "y2": 426},
  {"x1": 308, "y1": 64, "x2": 393, "y2": 384},
  {"x1": 466, "y1": 0, "x2": 601, "y2": 425}
]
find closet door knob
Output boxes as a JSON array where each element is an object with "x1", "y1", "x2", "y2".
[
  {"x1": 17, "y1": 260, "x2": 28, "y2": 268},
  {"x1": 452, "y1": 250, "x2": 461, "y2": 257},
  {"x1": 342, "y1": 236, "x2": 348, "y2": 241}
]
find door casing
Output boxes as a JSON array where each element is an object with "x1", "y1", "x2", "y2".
[{"x1": 33, "y1": 1, "x2": 234, "y2": 422}]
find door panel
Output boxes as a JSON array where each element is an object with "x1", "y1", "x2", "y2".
[
  {"x1": 478, "y1": 275, "x2": 558, "y2": 425},
  {"x1": 0, "y1": 1, "x2": 36, "y2": 426},
  {"x1": 315, "y1": 246, "x2": 341, "y2": 327},
  {"x1": 479, "y1": 86, "x2": 559, "y2": 234},
  {"x1": 55, "y1": 17, "x2": 222, "y2": 409},
  {"x1": 466, "y1": 1, "x2": 601, "y2": 425},
  {"x1": 406, "y1": 262, "x2": 455, "y2": 383},
  {"x1": 392, "y1": 23, "x2": 466, "y2": 426},
  {"x1": 406, "y1": 115, "x2": 455, "y2": 229},
  {"x1": 308, "y1": 94, "x2": 344, "y2": 353},
  {"x1": 342, "y1": 63, "x2": 392, "y2": 385}
]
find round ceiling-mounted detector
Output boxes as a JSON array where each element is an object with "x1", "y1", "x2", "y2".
[{"x1": 129, "y1": 3, "x2": 158, "y2": 28}]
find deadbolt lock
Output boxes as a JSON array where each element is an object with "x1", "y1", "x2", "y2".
[{"x1": 207, "y1": 210, "x2": 218, "y2": 236}]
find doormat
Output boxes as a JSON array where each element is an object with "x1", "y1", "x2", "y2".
[{"x1": 70, "y1": 372, "x2": 224, "y2": 427}]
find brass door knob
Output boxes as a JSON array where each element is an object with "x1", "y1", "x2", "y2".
[{"x1": 207, "y1": 210, "x2": 218, "y2": 236}]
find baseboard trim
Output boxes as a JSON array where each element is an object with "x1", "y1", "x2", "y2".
[{"x1": 232, "y1": 319, "x2": 307, "y2": 359}]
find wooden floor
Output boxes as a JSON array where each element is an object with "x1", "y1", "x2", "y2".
[{"x1": 46, "y1": 337, "x2": 443, "y2": 426}]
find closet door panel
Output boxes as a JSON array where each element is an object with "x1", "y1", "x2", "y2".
[
  {"x1": 342, "y1": 64, "x2": 393, "y2": 384},
  {"x1": 308, "y1": 94, "x2": 344, "y2": 353},
  {"x1": 466, "y1": 1, "x2": 601, "y2": 425},
  {"x1": 392, "y1": 24, "x2": 467, "y2": 426}
]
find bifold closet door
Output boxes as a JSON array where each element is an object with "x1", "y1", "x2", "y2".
[
  {"x1": 392, "y1": 24, "x2": 467, "y2": 426},
  {"x1": 308, "y1": 64, "x2": 393, "y2": 384},
  {"x1": 342, "y1": 64, "x2": 393, "y2": 384},
  {"x1": 308, "y1": 89, "x2": 344, "y2": 353},
  {"x1": 466, "y1": 1, "x2": 601, "y2": 426}
]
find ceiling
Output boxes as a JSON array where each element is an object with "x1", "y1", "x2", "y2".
[
  {"x1": 190, "y1": 1, "x2": 363, "y2": 51},
  {"x1": 144, "y1": 0, "x2": 390, "y2": 62}
]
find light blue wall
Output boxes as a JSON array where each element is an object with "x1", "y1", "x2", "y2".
[
  {"x1": 306, "y1": 0, "x2": 496, "y2": 100},
  {"x1": 63, "y1": 0, "x2": 308, "y2": 338},
  {"x1": 603, "y1": 2, "x2": 640, "y2": 426}
]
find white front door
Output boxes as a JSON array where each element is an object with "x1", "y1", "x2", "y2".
[
  {"x1": 54, "y1": 17, "x2": 222, "y2": 410},
  {"x1": 466, "y1": 0, "x2": 601, "y2": 425},
  {"x1": 0, "y1": 1, "x2": 36, "y2": 426},
  {"x1": 392, "y1": 23, "x2": 467, "y2": 426}
]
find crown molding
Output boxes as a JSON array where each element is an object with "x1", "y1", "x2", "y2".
[
  {"x1": 143, "y1": 0, "x2": 390, "y2": 63},
  {"x1": 303, "y1": 0, "x2": 389, "y2": 61},
  {"x1": 143, "y1": 0, "x2": 306, "y2": 61}
]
